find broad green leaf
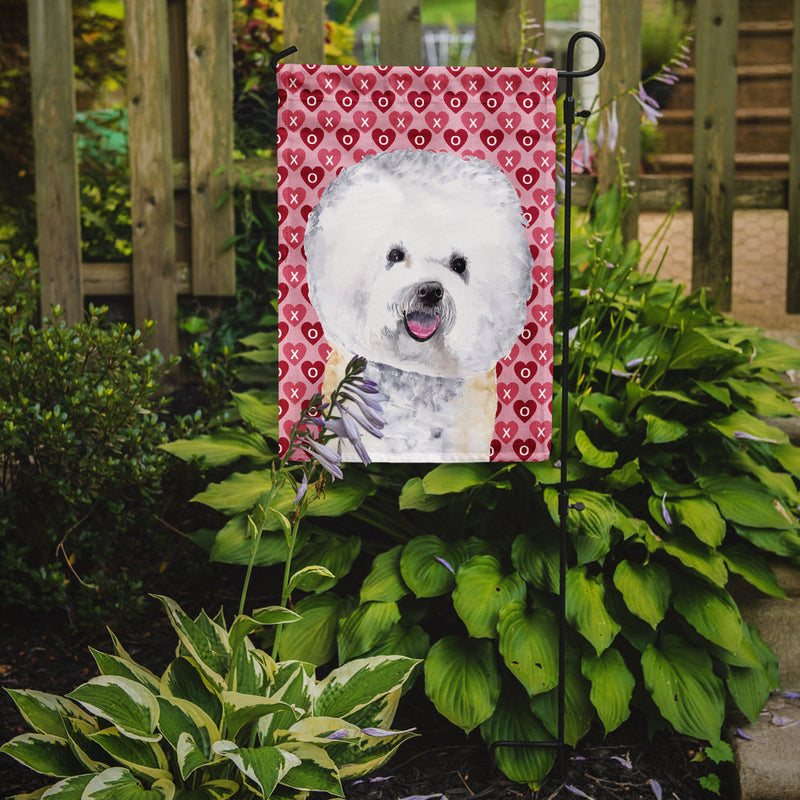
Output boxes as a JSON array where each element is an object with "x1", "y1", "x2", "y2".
[
  {"x1": 212, "y1": 741, "x2": 299, "y2": 798},
  {"x1": 733, "y1": 524, "x2": 800, "y2": 558},
  {"x1": 400, "y1": 536, "x2": 468, "y2": 598},
  {"x1": 497, "y1": 601, "x2": 558, "y2": 696},
  {"x1": 727, "y1": 663, "x2": 772, "y2": 723},
  {"x1": 362, "y1": 624, "x2": 430, "y2": 660},
  {"x1": 566, "y1": 566, "x2": 621, "y2": 655},
  {"x1": 668, "y1": 496, "x2": 726, "y2": 548},
  {"x1": 277, "y1": 592, "x2": 352, "y2": 665},
  {"x1": 480, "y1": 681, "x2": 555, "y2": 789},
  {"x1": 643, "y1": 414, "x2": 687, "y2": 444},
  {"x1": 82, "y1": 767, "x2": 174, "y2": 799},
  {"x1": 258, "y1": 663, "x2": 315, "y2": 744},
  {"x1": 155, "y1": 597, "x2": 231, "y2": 690},
  {"x1": 672, "y1": 575, "x2": 743, "y2": 653},
  {"x1": 528, "y1": 649, "x2": 593, "y2": 746},
  {"x1": 580, "y1": 392, "x2": 627, "y2": 436},
  {"x1": 708, "y1": 410, "x2": 788, "y2": 445},
  {"x1": 398, "y1": 477, "x2": 451, "y2": 511},
  {"x1": 276, "y1": 741, "x2": 343, "y2": 796},
  {"x1": 728, "y1": 450, "x2": 800, "y2": 508},
  {"x1": 38, "y1": 774, "x2": 94, "y2": 798},
  {"x1": 421, "y1": 463, "x2": 493, "y2": 494},
  {"x1": 291, "y1": 535, "x2": 361, "y2": 592},
  {"x1": 67, "y1": 676, "x2": 160, "y2": 742},
  {"x1": 314, "y1": 656, "x2": 420, "y2": 721},
  {"x1": 646, "y1": 527, "x2": 728, "y2": 586},
  {"x1": 699, "y1": 474, "x2": 797, "y2": 530},
  {"x1": 160, "y1": 428, "x2": 273, "y2": 467},
  {"x1": 668, "y1": 328, "x2": 742, "y2": 371},
  {"x1": 725, "y1": 378, "x2": 799, "y2": 417},
  {"x1": 221, "y1": 692, "x2": 297, "y2": 740},
  {"x1": 228, "y1": 609, "x2": 300, "y2": 656},
  {"x1": 59, "y1": 715, "x2": 106, "y2": 773},
  {"x1": 424, "y1": 636, "x2": 501, "y2": 734},
  {"x1": 229, "y1": 639, "x2": 278, "y2": 697},
  {"x1": 360, "y1": 545, "x2": 409, "y2": 603},
  {"x1": 721, "y1": 543, "x2": 786, "y2": 598},
  {"x1": 544, "y1": 488, "x2": 617, "y2": 565},
  {"x1": 748, "y1": 336, "x2": 800, "y2": 371},
  {"x1": 692, "y1": 380, "x2": 731, "y2": 407},
  {"x1": 772, "y1": 443, "x2": 800, "y2": 477},
  {"x1": 288, "y1": 565, "x2": 336, "y2": 594},
  {"x1": 0, "y1": 733, "x2": 85, "y2": 777},
  {"x1": 209, "y1": 516, "x2": 296, "y2": 567},
  {"x1": 172, "y1": 780, "x2": 239, "y2": 800},
  {"x1": 575, "y1": 430, "x2": 618, "y2": 468},
  {"x1": 231, "y1": 391, "x2": 279, "y2": 437},
  {"x1": 156, "y1": 696, "x2": 219, "y2": 777},
  {"x1": 581, "y1": 649, "x2": 634, "y2": 734},
  {"x1": 160, "y1": 658, "x2": 222, "y2": 727},
  {"x1": 337, "y1": 601, "x2": 401, "y2": 663},
  {"x1": 4, "y1": 690, "x2": 93, "y2": 738},
  {"x1": 511, "y1": 533, "x2": 559, "y2": 593},
  {"x1": 606, "y1": 458, "x2": 644, "y2": 491},
  {"x1": 89, "y1": 650, "x2": 161, "y2": 694},
  {"x1": 612, "y1": 560, "x2": 670, "y2": 629},
  {"x1": 88, "y1": 728, "x2": 170, "y2": 782},
  {"x1": 452, "y1": 556, "x2": 526, "y2": 639},
  {"x1": 641, "y1": 634, "x2": 725, "y2": 741}
]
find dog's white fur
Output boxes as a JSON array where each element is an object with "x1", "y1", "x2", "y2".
[{"x1": 304, "y1": 149, "x2": 533, "y2": 461}]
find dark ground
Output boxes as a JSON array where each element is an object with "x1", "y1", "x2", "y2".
[{"x1": 0, "y1": 574, "x2": 733, "y2": 800}]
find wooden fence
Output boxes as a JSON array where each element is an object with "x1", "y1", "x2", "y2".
[{"x1": 28, "y1": 0, "x2": 800, "y2": 355}]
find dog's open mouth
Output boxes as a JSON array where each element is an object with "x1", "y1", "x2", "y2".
[{"x1": 404, "y1": 311, "x2": 440, "y2": 342}]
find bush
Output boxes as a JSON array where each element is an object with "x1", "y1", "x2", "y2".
[{"x1": 0, "y1": 253, "x2": 175, "y2": 623}]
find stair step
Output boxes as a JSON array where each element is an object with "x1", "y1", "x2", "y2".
[
  {"x1": 738, "y1": 0, "x2": 794, "y2": 22},
  {"x1": 738, "y1": 20, "x2": 794, "y2": 66},
  {"x1": 649, "y1": 152, "x2": 789, "y2": 178}
]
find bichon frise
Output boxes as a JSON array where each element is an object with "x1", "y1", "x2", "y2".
[{"x1": 304, "y1": 149, "x2": 533, "y2": 461}]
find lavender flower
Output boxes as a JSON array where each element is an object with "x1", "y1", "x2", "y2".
[
  {"x1": 649, "y1": 779, "x2": 663, "y2": 800},
  {"x1": 633, "y1": 83, "x2": 662, "y2": 125},
  {"x1": 661, "y1": 492, "x2": 673, "y2": 526},
  {"x1": 598, "y1": 100, "x2": 619, "y2": 153},
  {"x1": 296, "y1": 436, "x2": 343, "y2": 480},
  {"x1": 293, "y1": 471, "x2": 308, "y2": 504},
  {"x1": 435, "y1": 556, "x2": 455, "y2": 574}
]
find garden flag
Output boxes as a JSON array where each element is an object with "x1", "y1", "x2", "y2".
[{"x1": 277, "y1": 64, "x2": 557, "y2": 462}]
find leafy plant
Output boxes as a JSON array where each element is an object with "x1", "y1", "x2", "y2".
[
  {"x1": 0, "y1": 253, "x2": 175, "y2": 623},
  {"x1": 1, "y1": 595, "x2": 419, "y2": 799}
]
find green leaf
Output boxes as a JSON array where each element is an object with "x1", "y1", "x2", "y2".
[
  {"x1": 424, "y1": 637, "x2": 501, "y2": 733},
  {"x1": 160, "y1": 428, "x2": 273, "y2": 467},
  {"x1": 672, "y1": 575, "x2": 743, "y2": 652},
  {"x1": 709, "y1": 409, "x2": 788, "y2": 445},
  {"x1": 212, "y1": 741, "x2": 299, "y2": 797},
  {"x1": 480, "y1": 681, "x2": 555, "y2": 789},
  {"x1": 82, "y1": 768, "x2": 174, "y2": 799},
  {"x1": 581, "y1": 649, "x2": 635, "y2": 734},
  {"x1": 4, "y1": 689, "x2": 93, "y2": 737},
  {"x1": 497, "y1": 601, "x2": 559, "y2": 696},
  {"x1": 398, "y1": 477, "x2": 451, "y2": 511},
  {"x1": 228, "y1": 609, "x2": 300, "y2": 656},
  {"x1": 209, "y1": 516, "x2": 295, "y2": 567},
  {"x1": 360, "y1": 545, "x2": 409, "y2": 603},
  {"x1": 725, "y1": 378, "x2": 799, "y2": 417},
  {"x1": 668, "y1": 328, "x2": 743, "y2": 371},
  {"x1": 575, "y1": 430, "x2": 618, "y2": 468},
  {"x1": 0, "y1": 733, "x2": 85, "y2": 777},
  {"x1": 291, "y1": 535, "x2": 361, "y2": 592},
  {"x1": 421, "y1": 463, "x2": 493, "y2": 494},
  {"x1": 647, "y1": 527, "x2": 728, "y2": 586},
  {"x1": 606, "y1": 458, "x2": 644, "y2": 490},
  {"x1": 641, "y1": 634, "x2": 725, "y2": 741},
  {"x1": 67, "y1": 676, "x2": 160, "y2": 742},
  {"x1": 337, "y1": 601, "x2": 402, "y2": 662},
  {"x1": 566, "y1": 566, "x2": 621, "y2": 655},
  {"x1": 727, "y1": 662, "x2": 772, "y2": 724},
  {"x1": 89, "y1": 650, "x2": 161, "y2": 694},
  {"x1": 612, "y1": 560, "x2": 670, "y2": 629},
  {"x1": 399, "y1": 536, "x2": 468, "y2": 598},
  {"x1": 693, "y1": 380, "x2": 732, "y2": 407},
  {"x1": 30, "y1": 773, "x2": 93, "y2": 798},
  {"x1": 361, "y1": 624, "x2": 430, "y2": 660},
  {"x1": 772, "y1": 443, "x2": 800, "y2": 476},
  {"x1": 276, "y1": 741, "x2": 344, "y2": 796},
  {"x1": 748, "y1": 337, "x2": 800, "y2": 371},
  {"x1": 221, "y1": 692, "x2": 297, "y2": 740},
  {"x1": 733, "y1": 524, "x2": 800, "y2": 558},
  {"x1": 720, "y1": 543, "x2": 786, "y2": 598},
  {"x1": 231, "y1": 391, "x2": 279, "y2": 437},
  {"x1": 700, "y1": 474, "x2": 797, "y2": 530},
  {"x1": 668, "y1": 496, "x2": 726, "y2": 547},
  {"x1": 277, "y1": 593, "x2": 351, "y2": 665},
  {"x1": 88, "y1": 727, "x2": 170, "y2": 782},
  {"x1": 580, "y1": 392, "x2": 627, "y2": 436},
  {"x1": 643, "y1": 414, "x2": 687, "y2": 444},
  {"x1": 452, "y1": 556, "x2": 526, "y2": 639},
  {"x1": 511, "y1": 533, "x2": 559, "y2": 594},
  {"x1": 173, "y1": 780, "x2": 239, "y2": 800},
  {"x1": 159, "y1": 658, "x2": 222, "y2": 728},
  {"x1": 156, "y1": 696, "x2": 219, "y2": 778}
]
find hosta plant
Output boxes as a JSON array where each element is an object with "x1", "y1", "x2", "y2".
[{"x1": 1, "y1": 595, "x2": 419, "y2": 800}]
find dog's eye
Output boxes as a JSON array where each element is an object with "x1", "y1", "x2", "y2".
[
  {"x1": 450, "y1": 255, "x2": 467, "y2": 275},
  {"x1": 387, "y1": 247, "x2": 405, "y2": 263}
]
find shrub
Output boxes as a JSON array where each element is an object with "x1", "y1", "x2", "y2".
[{"x1": 0, "y1": 253, "x2": 174, "y2": 623}]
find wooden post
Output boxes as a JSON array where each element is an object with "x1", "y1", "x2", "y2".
[
  {"x1": 379, "y1": 0, "x2": 421, "y2": 66},
  {"x1": 475, "y1": 0, "x2": 527, "y2": 66},
  {"x1": 28, "y1": 0, "x2": 83, "y2": 324},
  {"x1": 787, "y1": 0, "x2": 800, "y2": 313},
  {"x1": 598, "y1": 0, "x2": 641, "y2": 244},
  {"x1": 284, "y1": 0, "x2": 325, "y2": 64},
  {"x1": 691, "y1": 0, "x2": 738, "y2": 311},
  {"x1": 187, "y1": 0, "x2": 235, "y2": 295},
  {"x1": 526, "y1": 0, "x2": 546, "y2": 63},
  {"x1": 126, "y1": 0, "x2": 178, "y2": 355}
]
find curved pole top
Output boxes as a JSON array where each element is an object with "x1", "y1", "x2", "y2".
[{"x1": 558, "y1": 31, "x2": 605, "y2": 80}]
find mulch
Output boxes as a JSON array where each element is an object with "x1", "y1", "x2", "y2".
[{"x1": 0, "y1": 585, "x2": 731, "y2": 800}]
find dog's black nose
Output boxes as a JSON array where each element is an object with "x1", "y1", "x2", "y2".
[{"x1": 416, "y1": 281, "x2": 443, "y2": 307}]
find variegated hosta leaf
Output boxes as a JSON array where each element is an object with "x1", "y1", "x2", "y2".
[
  {"x1": 81, "y1": 767, "x2": 174, "y2": 799},
  {"x1": 90, "y1": 648, "x2": 161, "y2": 694},
  {"x1": 671, "y1": 574, "x2": 743, "y2": 653},
  {"x1": 230, "y1": 640, "x2": 276, "y2": 696},
  {"x1": 4, "y1": 689, "x2": 93, "y2": 737},
  {"x1": 39, "y1": 773, "x2": 94, "y2": 798},
  {"x1": 160, "y1": 657, "x2": 222, "y2": 727},
  {"x1": 360, "y1": 545, "x2": 409, "y2": 603},
  {"x1": 337, "y1": 601, "x2": 401, "y2": 663},
  {"x1": 221, "y1": 691, "x2": 298, "y2": 740},
  {"x1": 61, "y1": 716, "x2": 107, "y2": 773},
  {"x1": 154, "y1": 596, "x2": 231, "y2": 690},
  {"x1": 66, "y1": 676, "x2": 160, "y2": 742},
  {"x1": 0, "y1": 732, "x2": 85, "y2": 777},
  {"x1": 212, "y1": 740, "x2": 300, "y2": 798},
  {"x1": 565, "y1": 566, "x2": 621, "y2": 655},
  {"x1": 612, "y1": 560, "x2": 670, "y2": 629},
  {"x1": 313, "y1": 656, "x2": 420, "y2": 721},
  {"x1": 171, "y1": 779, "x2": 239, "y2": 799},
  {"x1": 496, "y1": 601, "x2": 559, "y2": 696},
  {"x1": 290, "y1": 534, "x2": 361, "y2": 592},
  {"x1": 276, "y1": 741, "x2": 344, "y2": 796},
  {"x1": 88, "y1": 727, "x2": 171, "y2": 782},
  {"x1": 228, "y1": 610, "x2": 299, "y2": 658},
  {"x1": 641, "y1": 634, "x2": 725, "y2": 741},
  {"x1": 480, "y1": 681, "x2": 555, "y2": 790},
  {"x1": 156, "y1": 696, "x2": 219, "y2": 778},
  {"x1": 452, "y1": 556, "x2": 526, "y2": 639},
  {"x1": 581, "y1": 649, "x2": 635, "y2": 734},
  {"x1": 335, "y1": 726, "x2": 418, "y2": 781},
  {"x1": 258, "y1": 662, "x2": 315, "y2": 744},
  {"x1": 424, "y1": 636, "x2": 501, "y2": 734},
  {"x1": 176, "y1": 732, "x2": 216, "y2": 783}
]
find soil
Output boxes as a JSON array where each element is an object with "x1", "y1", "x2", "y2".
[{"x1": 0, "y1": 583, "x2": 732, "y2": 800}]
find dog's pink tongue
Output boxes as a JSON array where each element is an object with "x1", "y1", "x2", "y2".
[{"x1": 405, "y1": 312, "x2": 439, "y2": 341}]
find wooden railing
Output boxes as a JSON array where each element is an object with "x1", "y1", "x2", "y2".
[{"x1": 27, "y1": 0, "x2": 800, "y2": 355}]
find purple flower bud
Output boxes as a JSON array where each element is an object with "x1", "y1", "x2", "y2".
[
  {"x1": 297, "y1": 436, "x2": 344, "y2": 480},
  {"x1": 661, "y1": 492, "x2": 673, "y2": 526},
  {"x1": 435, "y1": 556, "x2": 455, "y2": 574},
  {"x1": 326, "y1": 729, "x2": 351, "y2": 740},
  {"x1": 294, "y1": 472, "x2": 308, "y2": 504},
  {"x1": 649, "y1": 779, "x2": 662, "y2": 800}
]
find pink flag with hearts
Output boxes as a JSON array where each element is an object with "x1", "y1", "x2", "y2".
[{"x1": 277, "y1": 64, "x2": 557, "y2": 463}]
